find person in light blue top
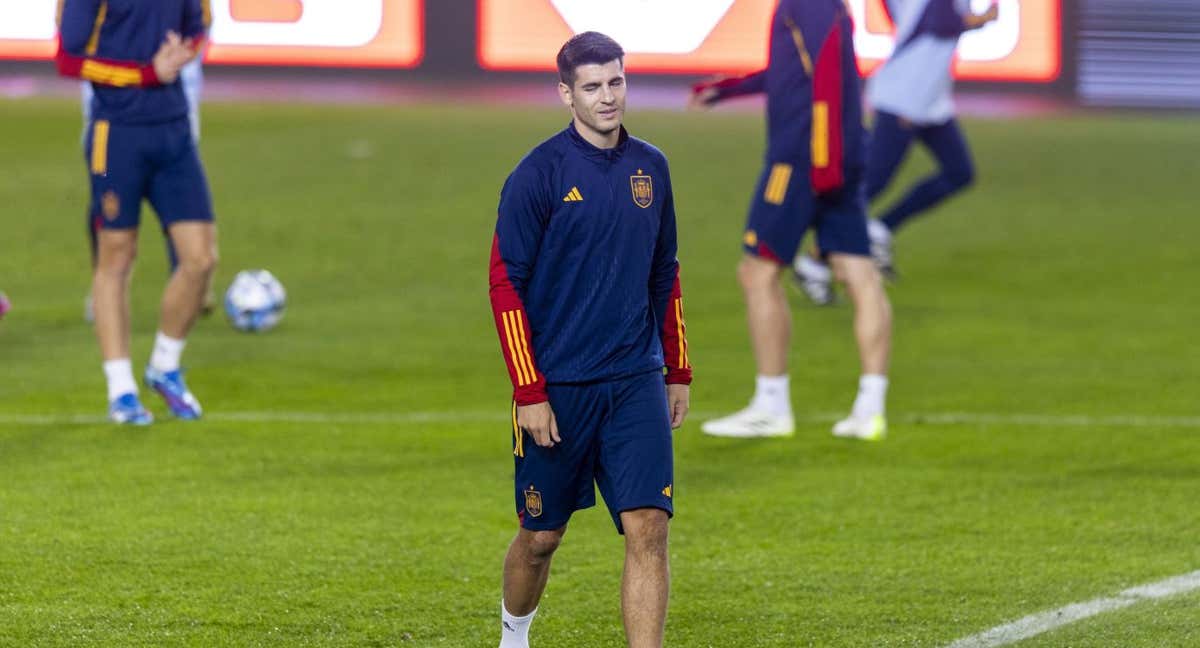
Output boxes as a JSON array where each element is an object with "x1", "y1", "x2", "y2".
[{"x1": 795, "y1": 0, "x2": 998, "y2": 300}]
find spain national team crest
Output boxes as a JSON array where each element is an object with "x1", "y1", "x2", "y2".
[
  {"x1": 524, "y1": 486, "x2": 543, "y2": 518},
  {"x1": 101, "y1": 191, "x2": 120, "y2": 221},
  {"x1": 630, "y1": 170, "x2": 653, "y2": 209}
]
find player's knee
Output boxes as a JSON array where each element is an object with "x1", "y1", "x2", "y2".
[
  {"x1": 97, "y1": 237, "x2": 138, "y2": 275},
  {"x1": 737, "y1": 255, "x2": 779, "y2": 291},
  {"x1": 180, "y1": 249, "x2": 218, "y2": 277},
  {"x1": 833, "y1": 255, "x2": 880, "y2": 290},
  {"x1": 622, "y1": 508, "x2": 669, "y2": 554},
  {"x1": 522, "y1": 529, "x2": 565, "y2": 561}
]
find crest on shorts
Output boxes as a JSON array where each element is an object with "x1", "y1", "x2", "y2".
[
  {"x1": 101, "y1": 191, "x2": 120, "y2": 221},
  {"x1": 630, "y1": 170, "x2": 653, "y2": 209},
  {"x1": 524, "y1": 486, "x2": 543, "y2": 518}
]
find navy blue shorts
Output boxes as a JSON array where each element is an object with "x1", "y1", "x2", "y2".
[
  {"x1": 512, "y1": 370, "x2": 674, "y2": 534},
  {"x1": 742, "y1": 161, "x2": 870, "y2": 263},
  {"x1": 84, "y1": 117, "x2": 214, "y2": 230}
]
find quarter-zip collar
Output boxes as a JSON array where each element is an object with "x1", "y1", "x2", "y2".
[{"x1": 567, "y1": 121, "x2": 630, "y2": 164}]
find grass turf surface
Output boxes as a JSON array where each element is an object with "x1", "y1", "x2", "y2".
[{"x1": 1, "y1": 98, "x2": 1198, "y2": 646}]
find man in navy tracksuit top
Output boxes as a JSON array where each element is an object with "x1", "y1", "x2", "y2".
[
  {"x1": 58, "y1": 0, "x2": 216, "y2": 425},
  {"x1": 690, "y1": 0, "x2": 894, "y2": 441},
  {"x1": 488, "y1": 32, "x2": 691, "y2": 648}
]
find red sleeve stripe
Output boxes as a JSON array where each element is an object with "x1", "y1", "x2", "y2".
[
  {"x1": 810, "y1": 21, "x2": 845, "y2": 194},
  {"x1": 673, "y1": 297, "x2": 690, "y2": 370},
  {"x1": 660, "y1": 267, "x2": 692, "y2": 384},
  {"x1": 489, "y1": 232, "x2": 547, "y2": 403},
  {"x1": 501, "y1": 309, "x2": 538, "y2": 387},
  {"x1": 56, "y1": 45, "x2": 158, "y2": 87}
]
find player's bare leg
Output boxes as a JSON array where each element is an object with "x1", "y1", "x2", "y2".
[
  {"x1": 93, "y1": 229, "x2": 138, "y2": 362},
  {"x1": 94, "y1": 228, "x2": 151, "y2": 424},
  {"x1": 831, "y1": 254, "x2": 891, "y2": 375},
  {"x1": 739, "y1": 254, "x2": 790, "y2": 376},
  {"x1": 144, "y1": 221, "x2": 217, "y2": 420},
  {"x1": 829, "y1": 253, "x2": 892, "y2": 440},
  {"x1": 500, "y1": 526, "x2": 565, "y2": 647},
  {"x1": 160, "y1": 221, "x2": 217, "y2": 338},
  {"x1": 702, "y1": 255, "x2": 795, "y2": 437},
  {"x1": 620, "y1": 508, "x2": 670, "y2": 648}
]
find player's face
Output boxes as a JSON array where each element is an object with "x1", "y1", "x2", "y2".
[{"x1": 560, "y1": 60, "x2": 626, "y2": 140}]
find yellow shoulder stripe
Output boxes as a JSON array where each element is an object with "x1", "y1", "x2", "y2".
[{"x1": 85, "y1": 2, "x2": 108, "y2": 56}]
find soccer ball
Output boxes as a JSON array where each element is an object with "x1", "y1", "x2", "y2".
[{"x1": 224, "y1": 270, "x2": 286, "y2": 332}]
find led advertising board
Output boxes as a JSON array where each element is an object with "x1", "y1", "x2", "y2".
[
  {"x1": 0, "y1": 0, "x2": 424, "y2": 68},
  {"x1": 479, "y1": 0, "x2": 1061, "y2": 82}
]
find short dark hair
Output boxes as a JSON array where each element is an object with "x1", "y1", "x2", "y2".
[{"x1": 556, "y1": 31, "x2": 625, "y2": 87}]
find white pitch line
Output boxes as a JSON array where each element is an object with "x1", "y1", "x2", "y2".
[
  {"x1": 0, "y1": 411, "x2": 1198, "y2": 428},
  {"x1": 945, "y1": 570, "x2": 1200, "y2": 648}
]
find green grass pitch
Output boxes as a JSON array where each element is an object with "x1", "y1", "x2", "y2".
[{"x1": 1, "y1": 97, "x2": 1198, "y2": 646}]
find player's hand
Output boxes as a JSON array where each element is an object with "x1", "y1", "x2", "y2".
[
  {"x1": 983, "y1": 2, "x2": 999, "y2": 24},
  {"x1": 517, "y1": 401, "x2": 561, "y2": 448},
  {"x1": 666, "y1": 383, "x2": 690, "y2": 429},
  {"x1": 152, "y1": 32, "x2": 195, "y2": 83},
  {"x1": 688, "y1": 77, "x2": 724, "y2": 111}
]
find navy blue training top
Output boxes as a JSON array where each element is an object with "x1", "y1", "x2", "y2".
[
  {"x1": 58, "y1": 0, "x2": 209, "y2": 125},
  {"x1": 489, "y1": 123, "x2": 692, "y2": 405}
]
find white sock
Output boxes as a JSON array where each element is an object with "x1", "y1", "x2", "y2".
[
  {"x1": 795, "y1": 254, "x2": 831, "y2": 280},
  {"x1": 867, "y1": 219, "x2": 892, "y2": 244},
  {"x1": 851, "y1": 374, "x2": 889, "y2": 420},
  {"x1": 149, "y1": 331, "x2": 186, "y2": 373},
  {"x1": 751, "y1": 374, "x2": 792, "y2": 418},
  {"x1": 499, "y1": 601, "x2": 536, "y2": 648},
  {"x1": 103, "y1": 359, "x2": 138, "y2": 402}
]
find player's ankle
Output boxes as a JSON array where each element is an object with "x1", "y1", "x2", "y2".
[{"x1": 500, "y1": 600, "x2": 536, "y2": 648}]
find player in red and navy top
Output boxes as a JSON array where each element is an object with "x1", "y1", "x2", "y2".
[
  {"x1": 690, "y1": 0, "x2": 894, "y2": 441},
  {"x1": 489, "y1": 32, "x2": 690, "y2": 648},
  {"x1": 58, "y1": 0, "x2": 216, "y2": 425}
]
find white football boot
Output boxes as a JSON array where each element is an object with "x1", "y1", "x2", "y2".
[
  {"x1": 832, "y1": 414, "x2": 887, "y2": 441},
  {"x1": 792, "y1": 254, "x2": 835, "y2": 306},
  {"x1": 867, "y1": 220, "x2": 895, "y2": 279},
  {"x1": 702, "y1": 407, "x2": 795, "y2": 438}
]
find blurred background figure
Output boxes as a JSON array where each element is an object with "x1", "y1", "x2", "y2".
[
  {"x1": 81, "y1": 56, "x2": 208, "y2": 323},
  {"x1": 796, "y1": 0, "x2": 1000, "y2": 303},
  {"x1": 57, "y1": 0, "x2": 215, "y2": 425},
  {"x1": 690, "y1": 0, "x2": 892, "y2": 441}
]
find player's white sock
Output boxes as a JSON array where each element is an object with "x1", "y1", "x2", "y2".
[
  {"x1": 851, "y1": 374, "x2": 889, "y2": 420},
  {"x1": 149, "y1": 331, "x2": 186, "y2": 373},
  {"x1": 751, "y1": 374, "x2": 792, "y2": 417},
  {"x1": 499, "y1": 601, "x2": 536, "y2": 648},
  {"x1": 867, "y1": 219, "x2": 892, "y2": 244},
  {"x1": 103, "y1": 358, "x2": 138, "y2": 401}
]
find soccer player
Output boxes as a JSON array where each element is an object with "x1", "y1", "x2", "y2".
[
  {"x1": 489, "y1": 32, "x2": 691, "y2": 648},
  {"x1": 690, "y1": 0, "x2": 893, "y2": 440},
  {"x1": 58, "y1": 0, "x2": 217, "y2": 425},
  {"x1": 81, "y1": 56, "x2": 207, "y2": 322},
  {"x1": 796, "y1": 0, "x2": 999, "y2": 294}
]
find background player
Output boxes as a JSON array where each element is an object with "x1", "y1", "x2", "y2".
[
  {"x1": 797, "y1": 0, "x2": 1000, "y2": 297},
  {"x1": 82, "y1": 56, "x2": 207, "y2": 322},
  {"x1": 489, "y1": 32, "x2": 691, "y2": 648},
  {"x1": 58, "y1": 0, "x2": 218, "y2": 425},
  {"x1": 691, "y1": 0, "x2": 893, "y2": 440}
]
